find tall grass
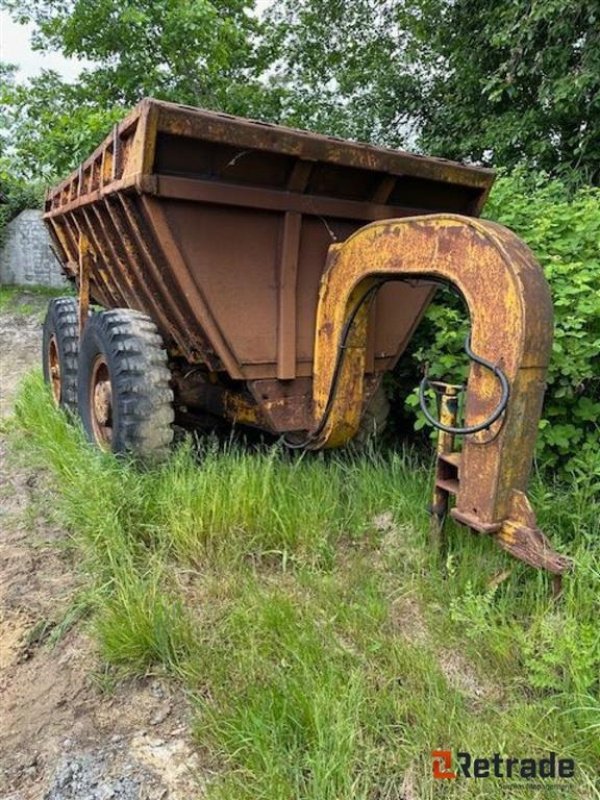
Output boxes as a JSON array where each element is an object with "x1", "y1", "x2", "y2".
[
  {"x1": 9, "y1": 372, "x2": 600, "y2": 799},
  {"x1": 0, "y1": 284, "x2": 69, "y2": 313},
  {"x1": 12, "y1": 373, "x2": 432, "y2": 569}
]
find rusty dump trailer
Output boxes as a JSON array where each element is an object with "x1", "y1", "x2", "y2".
[{"x1": 42, "y1": 98, "x2": 569, "y2": 579}]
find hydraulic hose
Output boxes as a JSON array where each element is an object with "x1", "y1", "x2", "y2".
[
  {"x1": 283, "y1": 281, "x2": 384, "y2": 449},
  {"x1": 418, "y1": 335, "x2": 510, "y2": 436}
]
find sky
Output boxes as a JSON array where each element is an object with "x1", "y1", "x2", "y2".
[{"x1": 0, "y1": 10, "x2": 87, "y2": 81}]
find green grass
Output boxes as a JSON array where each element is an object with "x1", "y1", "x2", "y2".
[
  {"x1": 0, "y1": 283, "x2": 72, "y2": 314},
  {"x1": 8, "y1": 372, "x2": 600, "y2": 799}
]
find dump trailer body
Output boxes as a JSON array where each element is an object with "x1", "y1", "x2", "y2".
[
  {"x1": 43, "y1": 99, "x2": 570, "y2": 580},
  {"x1": 44, "y1": 98, "x2": 493, "y2": 387}
]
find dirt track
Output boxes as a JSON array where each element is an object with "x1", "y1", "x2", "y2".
[{"x1": 0, "y1": 293, "x2": 203, "y2": 799}]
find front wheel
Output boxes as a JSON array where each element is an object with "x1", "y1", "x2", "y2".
[{"x1": 77, "y1": 308, "x2": 174, "y2": 459}]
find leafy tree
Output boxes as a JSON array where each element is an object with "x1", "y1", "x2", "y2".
[
  {"x1": 414, "y1": 0, "x2": 600, "y2": 183},
  {"x1": 1, "y1": 66, "x2": 123, "y2": 180},
  {"x1": 268, "y1": 0, "x2": 600, "y2": 182},
  {"x1": 0, "y1": 65, "x2": 45, "y2": 239},
  {"x1": 4, "y1": 0, "x2": 270, "y2": 109},
  {"x1": 0, "y1": 63, "x2": 17, "y2": 161},
  {"x1": 265, "y1": 0, "x2": 419, "y2": 145},
  {"x1": 2, "y1": 0, "x2": 280, "y2": 179}
]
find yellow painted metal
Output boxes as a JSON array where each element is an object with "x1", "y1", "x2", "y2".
[
  {"x1": 429, "y1": 383, "x2": 461, "y2": 552},
  {"x1": 311, "y1": 213, "x2": 570, "y2": 574},
  {"x1": 125, "y1": 99, "x2": 159, "y2": 180},
  {"x1": 78, "y1": 231, "x2": 91, "y2": 333},
  {"x1": 434, "y1": 384, "x2": 461, "y2": 462},
  {"x1": 222, "y1": 390, "x2": 264, "y2": 427}
]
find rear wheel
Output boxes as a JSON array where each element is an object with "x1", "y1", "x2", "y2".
[
  {"x1": 78, "y1": 308, "x2": 174, "y2": 459},
  {"x1": 42, "y1": 297, "x2": 79, "y2": 413}
]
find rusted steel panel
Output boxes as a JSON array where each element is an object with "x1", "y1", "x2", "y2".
[
  {"x1": 247, "y1": 378, "x2": 313, "y2": 432},
  {"x1": 44, "y1": 98, "x2": 493, "y2": 381},
  {"x1": 85, "y1": 205, "x2": 144, "y2": 310},
  {"x1": 145, "y1": 174, "x2": 429, "y2": 221},
  {"x1": 277, "y1": 212, "x2": 302, "y2": 379},
  {"x1": 139, "y1": 195, "x2": 236, "y2": 373},
  {"x1": 152, "y1": 101, "x2": 493, "y2": 192}
]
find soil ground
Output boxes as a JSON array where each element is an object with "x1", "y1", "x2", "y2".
[{"x1": 0, "y1": 292, "x2": 203, "y2": 800}]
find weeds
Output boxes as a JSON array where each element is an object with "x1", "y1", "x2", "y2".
[
  {"x1": 0, "y1": 284, "x2": 69, "y2": 313},
  {"x1": 9, "y1": 372, "x2": 600, "y2": 798}
]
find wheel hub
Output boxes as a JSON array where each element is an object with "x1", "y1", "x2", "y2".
[
  {"x1": 93, "y1": 380, "x2": 112, "y2": 425},
  {"x1": 48, "y1": 335, "x2": 61, "y2": 404},
  {"x1": 90, "y1": 356, "x2": 113, "y2": 447}
]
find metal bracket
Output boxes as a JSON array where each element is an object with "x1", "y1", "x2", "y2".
[{"x1": 78, "y1": 232, "x2": 91, "y2": 334}]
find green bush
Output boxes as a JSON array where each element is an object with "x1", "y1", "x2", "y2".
[
  {"x1": 397, "y1": 172, "x2": 600, "y2": 475},
  {"x1": 0, "y1": 167, "x2": 45, "y2": 248}
]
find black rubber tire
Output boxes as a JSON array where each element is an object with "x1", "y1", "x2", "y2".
[
  {"x1": 77, "y1": 308, "x2": 174, "y2": 459},
  {"x1": 42, "y1": 297, "x2": 80, "y2": 413},
  {"x1": 353, "y1": 384, "x2": 390, "y2": 446}
]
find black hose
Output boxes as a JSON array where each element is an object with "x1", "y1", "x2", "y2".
[
  {"x1": 283, "y1": 281, "x2": 384, "y2": 449},
  {"x1": 282, "y1": 275, "x2": 479, "y2": 451},
  {"x1": 418, "y1": 335, "x2": 510, "y2": 436}
]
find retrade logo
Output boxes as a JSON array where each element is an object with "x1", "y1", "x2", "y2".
[
  {"x1": 431, "y1": 750, "x2": 457, "y2": 780},
  {"x1": 431, "y1": 751, "x2": 575, "y2": 780}
]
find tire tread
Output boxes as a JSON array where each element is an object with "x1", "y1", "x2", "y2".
[
  {"x1": 78, "y1": 308, "x2": 174, "y2": 459},
  {"x1": 42, "y1": 297, "x2": 80, "y2": 412}
]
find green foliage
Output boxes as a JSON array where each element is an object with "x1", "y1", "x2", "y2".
[
  {"x1": 399, "y1": 172, "x2": 600, "y2": 474},
  {"x1": 486, "y1": 174, "x2": 600, "y2": 472},
  {"x1": 414, "y1": 0, "x2": 600, "y2": 183},
  {"x1": 0, "y1": 171, "x2": 45, "y2": 246},
  {"x1": 267, "y1": 0, "x2": 600, "y2": 181},
  {"x1": 1, "y1": 69, "x2": 124, "y2": 180},
  {"x1": 2, "y1": 0, "x2": 279, "y2": 180},
  {"x1": 96, "y1": 574, "x2": 198, "y2": 670},
  {"x1": 264, "y1": 0, "x2": 417, "y2": 145},
  {"x1": 6, "y1": 0, "x2": 266, "y2": 108},
  {"x1": 520, "y1": 609, "x2": 599, "y2": 695},
  {"x1": 0, "y1": 66, "x2": 46, "y2": 239},
  {"x1": 448, "y1": 555, "x2": 600, "y2": 700},
  {"x1": 8, "y1": 372, "x2": 600, "y2": 798}
]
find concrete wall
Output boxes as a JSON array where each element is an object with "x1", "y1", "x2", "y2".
[{"x1": 0, "y1": 209, "x2": 68, "y2": 289}]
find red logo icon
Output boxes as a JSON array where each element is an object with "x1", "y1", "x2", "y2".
[{"x1": 432, "y1": 750, "x2": 457, "y2": 780}]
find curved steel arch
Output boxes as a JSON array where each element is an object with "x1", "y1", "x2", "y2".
[{"x1": 311, "y1": 214, "x2": 569, "y2": 575}]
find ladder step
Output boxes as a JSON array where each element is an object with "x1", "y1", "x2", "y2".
[
  {"x1": 436, "y1": 477, "x2": 460, "y2": 495},
  {"x1": 438, "y1": 452, "x2": 461, "y2": 468}
]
